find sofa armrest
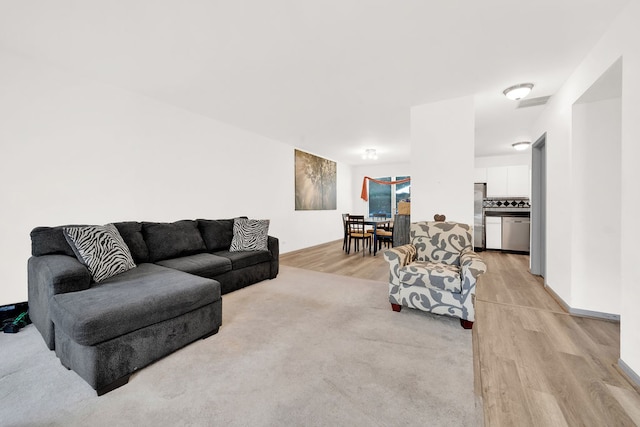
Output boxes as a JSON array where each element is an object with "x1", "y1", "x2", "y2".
[
  {"x1": 27, "y1": 255, "x2": 92, "y2": 349},
  {"x1": 383, "y1": 244, "x2": 416, "y2": 281},
  {"x1": 28, "y1": 255, "x2": 92, "y2": 295},
  {"x1": 460, "y1": 250, "x2": 487, "y2": 280},
  {"x1": 268, "y1": 236, "x2": 279, "y2": 279},
  {"x1": 459, "y1": 250, "x2": 487, "y2": 299},
  {"x1": 383, "y1": 245, "x2": 416, "y2": 305},
  {"x1": 383, "y1": 244, "x2": 416, "y2": 269}
]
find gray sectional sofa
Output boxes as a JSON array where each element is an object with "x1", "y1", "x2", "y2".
[{"x1": 27, "y1": 218, "x2": 279, "y2": 395}]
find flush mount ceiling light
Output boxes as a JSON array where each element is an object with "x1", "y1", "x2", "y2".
[
  {"x1": 362, "y1": 148, "x2": 378, "y2": 160},
  {"x1": 503, "y1": 83, "x2": 534, "y2": 101},
  {"x1": 512, "y1": 141, "x2": 531, "y2": 151}
]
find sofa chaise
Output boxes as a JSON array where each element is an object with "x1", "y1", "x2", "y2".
[{"x1": 28, "y1": 218, "x2": 279, "y2": 395}]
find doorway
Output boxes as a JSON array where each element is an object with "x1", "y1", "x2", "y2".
[{"x1": 531, "y1": 133, "x2": 546, "y2": 278}]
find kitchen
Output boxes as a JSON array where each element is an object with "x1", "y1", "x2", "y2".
[{"x1": 474, "y1": 163, "x2": 531, "y2": 253}]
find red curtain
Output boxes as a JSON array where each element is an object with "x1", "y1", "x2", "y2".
[{"x1": 361, "y1": 176, "x2": 411, "y2": 201}]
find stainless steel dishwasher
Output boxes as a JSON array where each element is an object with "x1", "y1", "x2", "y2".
[{"x1": 501, "y1": 216, "x2": 530, "y2": 252}]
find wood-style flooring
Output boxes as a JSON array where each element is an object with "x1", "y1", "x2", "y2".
[{"x1": 280, "y1": 240, "x2": 640, "y2": 426}]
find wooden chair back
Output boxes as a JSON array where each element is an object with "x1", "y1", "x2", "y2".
[{"x1": 347, "y1": 215, "x2": 367, "y2": 236}]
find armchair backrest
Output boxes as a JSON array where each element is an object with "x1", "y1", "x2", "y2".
[{"x1": 410, "y1": 221, "x2": 472, "y2": 266}]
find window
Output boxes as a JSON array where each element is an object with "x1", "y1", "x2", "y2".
[
  {"x1": 395, "y1": 176, "x2": 410, "y2": 208},
  {"x1": 368, "y1": 176, "x2": 411, "y2": 218},
  {"x1": 368, "y1": 177, "x2": 391, "y2": 217}
]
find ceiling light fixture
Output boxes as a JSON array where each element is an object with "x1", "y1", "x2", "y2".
[
  {"x1": 362, "y1": 148, "x2": 378, "y2": 160},
  {"x1": 503, "y1": 83, "x2": 534, "y2": 101},
  {"x1": 512, "y1": 141, "x2": 531, "y2": 151}
]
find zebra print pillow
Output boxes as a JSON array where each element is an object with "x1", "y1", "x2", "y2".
[
  {"x1": 63, "y1": 224, "x2": 136, "y2": 282},
  {"x1": 230, "y1": 218, "x2": 270, "y2": 252}
]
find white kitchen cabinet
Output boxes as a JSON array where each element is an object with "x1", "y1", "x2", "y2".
[
  {"x1": 485, "y1": 216, "x2": 502, "y2": 249},
  {"x1": 486, "y1": 167, "x2": 508, "y2": 197},
  {"x1": 507, "y1": 165, "x2": 530, "y2": 197},
  {"x1": 486, "y1": 165, "x2": 530, "y2": 197}
]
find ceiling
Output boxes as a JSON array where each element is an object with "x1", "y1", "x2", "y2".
[{"x1": 0, "y1": 1, "x2": 630, "y2": 165}]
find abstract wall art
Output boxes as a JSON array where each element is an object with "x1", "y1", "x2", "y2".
[{"x1": 294, "y1": 149, "x2": 337, "y2": 210}]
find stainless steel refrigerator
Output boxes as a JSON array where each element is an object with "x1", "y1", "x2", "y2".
[{"x1": 474, "y1": 183, "x2": 486, "y2": 250}]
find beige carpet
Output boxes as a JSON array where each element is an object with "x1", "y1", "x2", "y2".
[{"x1": 0, "y1": 266, "x2": 479, "y2": 426}]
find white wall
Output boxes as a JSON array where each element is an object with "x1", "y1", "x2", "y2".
[
  {"x1": 475, "y1": 153, "x2": 531, "y2": 169},
  {"x1": 531, "y1": 0, "x2": 640, "y2": 379},
  {"x1": 571, "y1": 97, "x2": 621, "y2": 314},
  {"x1": 410, "y1": 96, "x2": 475, "y2": 224},
  {"x1": 0, "y1": 50, "x2": 351, "y2": 306},
  {"x1": 350, "y1": 162, "x2": 411, "y2": 215}
]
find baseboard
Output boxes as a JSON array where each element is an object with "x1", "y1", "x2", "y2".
[
  {"x1": 569, "y1": 307, "x2": 620, "y2": 321},
  {"x1": 618, "y1": 359, "x2": 640, "y2": 389},
  {"x1": 280, "y1": 239, "x2": 342, "y2": 255},
  {"x1": 543, "y1": 283, "x2": 570, "y2": 313},
  {"x1": 0, "y1": 301, "x2": 29, "y2": 323},
  {"x1": 543, "y1": 284, "x2": 620, "y2": 321}
]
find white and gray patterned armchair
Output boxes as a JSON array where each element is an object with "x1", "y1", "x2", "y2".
[{"x1": 383, "y1": 221, "x2": 487, "y2": 329}]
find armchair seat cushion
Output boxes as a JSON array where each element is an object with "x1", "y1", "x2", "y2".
[{"x1": 399, "y1": 261, "x2": 462, "y2": 293}]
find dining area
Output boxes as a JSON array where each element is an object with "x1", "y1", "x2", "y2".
[{"x1": 342, "y1": 214, "x2": 393, "y2": 256}]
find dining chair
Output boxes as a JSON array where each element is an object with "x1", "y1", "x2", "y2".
[
  {"x1": 347, "y1": 215, "x2": 372, "y2": 257},
  {"x1": 341, "y1": 213, "x2": 350, "y2": 252},
  {"x1": 368, "y1": 213, "x2": 387, "y2": 233},
  {"x1": 376, "y1": 224, "x2": 393, "y2": 250}
]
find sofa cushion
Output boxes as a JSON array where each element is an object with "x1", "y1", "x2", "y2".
[
  {"x1": 156, "y1": 253, "x2": 232, "y2": 278},
  {"x1": 214, "y1": 250, "x2": 272, "y2": 270},
  {"x1": 230, "y1": 218, "x2": 270, "y2": 252},
  {"x1": 31, "y1": 225, "x2": 84, "y2": 257},
  {"x1": 197, "y1": 219, "x2": 235, "y2": 252},
  {"x1": 63, "y1": 224, "x2": 136, "y2": 283},
  {"x1": 113, "y1": 222, "x2": 149, "y2": 263},
  {"x1": 50, "y1": 263, "x2": 220, "y2": 346},
  {"x1": 143, "y1": 220, "x2": 207, "y2": 262},
  {"x1": 399, "y1": 261, "x2": 462, "y2": 293}
]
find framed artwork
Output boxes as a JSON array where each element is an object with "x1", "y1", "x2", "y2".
[{"x1": 294, "y1": 149, "x2": 337, "y2": 210}]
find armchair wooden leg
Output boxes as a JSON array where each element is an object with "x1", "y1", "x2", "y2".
[
  {"x1": 460, "y1": 319, "x2": 474, "y2": 329},
  {"x1": 391, "y1": 303, "x2": 402, "y2": 312}
]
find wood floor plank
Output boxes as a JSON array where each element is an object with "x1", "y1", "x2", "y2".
[
  {"x1": 607, "y1": 384, "x2": 640, "y2": 426},
  {"x1": 512, "y1": 328, "x2": 555, "y2": 394},
  {"x1": 484, "y1": 357, "x2": 535, "y2": 427},
  {"x1": 525, "y1": 389, "x2": 569, "y2": 427},
  {"x1": 280, "y1": 240, "x2": 640, "y2": 426}
]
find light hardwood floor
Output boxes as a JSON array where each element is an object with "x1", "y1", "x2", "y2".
[{"x1": 280, "y1": 241, "x2": 640, "y2": 426}]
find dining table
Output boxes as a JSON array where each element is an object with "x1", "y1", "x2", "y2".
[{"x1": 364, "y1": 217, "x2": 392, "y2": 256}]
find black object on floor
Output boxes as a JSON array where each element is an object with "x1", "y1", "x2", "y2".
[{"x1": 2, "y1": 311, "x2": 30, "y2": 334}]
